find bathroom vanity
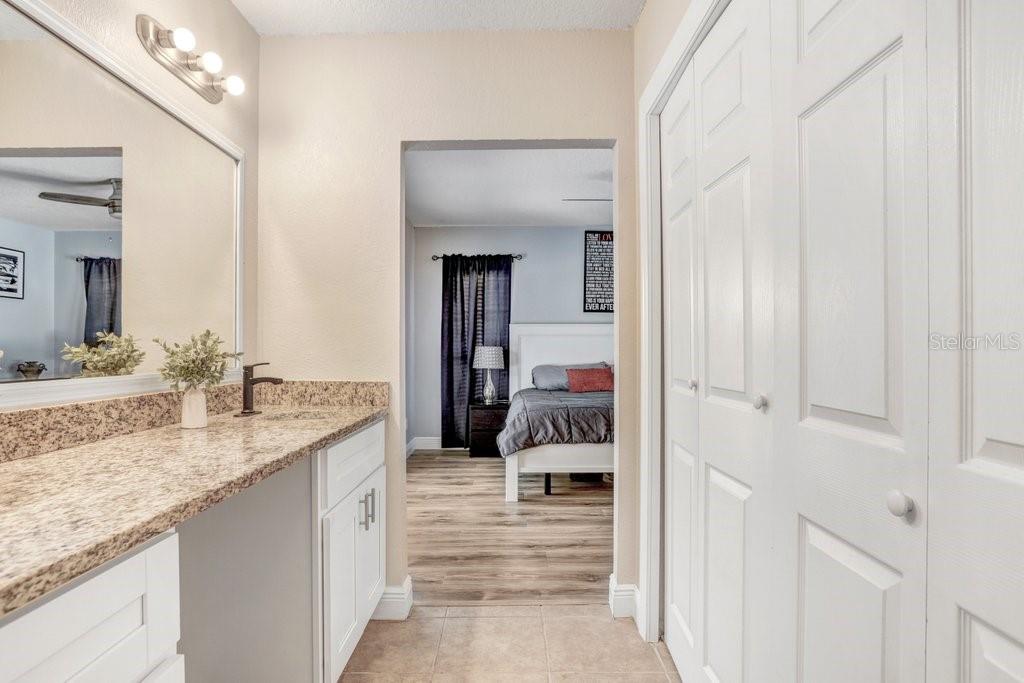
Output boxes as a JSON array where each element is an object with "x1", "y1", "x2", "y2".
[{"x1": 0, "y1": 406, "x2": 388, "y2": 682}]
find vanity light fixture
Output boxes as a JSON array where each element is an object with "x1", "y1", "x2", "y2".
[
  {"x1": 157, "y1": 26, "x2": 196, "y2": 52},
  {"x1": 189, "y1": 51, "x2": 224, "y2": 75},
  {"x1": 220, "y1": 75, "x2": 246, "y2": 97},
  {"x1": 136, "y1": 15, "x2": 243, "y2": 104}
]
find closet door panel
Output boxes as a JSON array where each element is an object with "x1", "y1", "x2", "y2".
[
  {"x1": 693, "y1": 0, "x2": 775, "y2": 679},
  {"x1": 703, "y1": 466, "x2": 751, "y2": 683},
  {"x1": 799, "y1": 520, "x2": 901, "y2": 683},
  {"x1": 703, "y1": 162, "x2": 750, "y2": 401},
  {"x1": 927, "y1": 1, "x2": 1024, "y2": 679},
  {"x1": 771, "y1": 0, "x2": 927, "y2": 678},
  {"x1": 801, "y1": 54, "x2": 904, "y2": 431},
  {"x1": 667, "y1": 442, "x2": 697, "y2": 642},
  {"x1": 661, "y1": 62, "x2": 703, "y2": 670}
]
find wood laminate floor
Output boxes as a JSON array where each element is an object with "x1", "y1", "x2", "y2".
[{"x1": 407, "y1": 450, "x2": 614, "y2": 606}]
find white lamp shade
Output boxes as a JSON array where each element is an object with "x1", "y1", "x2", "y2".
[{"x1": 472, "y1": 346, "x2": 504, "y2": 370}]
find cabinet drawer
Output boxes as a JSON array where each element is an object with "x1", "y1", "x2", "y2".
[
  {"x1": 470, "y1": 408, "x2": 507, "y2": 431},
  {"x1": 322, "y1": 421, "x2": 385, "y2": 512},
  {"x1": 0, "y1": 533, "x2": 180, "y2": 682}
]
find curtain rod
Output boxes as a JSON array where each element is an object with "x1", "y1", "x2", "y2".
[{"x1": 431, "y1": 254, "x2": 523, "y2": 261}]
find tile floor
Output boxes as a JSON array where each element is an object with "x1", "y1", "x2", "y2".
[{"x1": 342, "y1": 604, "x2": 681, "y2": 682}]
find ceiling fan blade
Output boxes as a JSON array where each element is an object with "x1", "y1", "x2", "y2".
[
  {"x1": 562, "y1": 198, "x2": 613, "y2": 202},
  {"x1": 38, "y1": 192, "x2": 111, "y2": 207}
]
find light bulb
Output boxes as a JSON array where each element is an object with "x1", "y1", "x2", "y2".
[
  {"x1": 169, "y1": 27, "x2": 196, "y2": 52},
  {"x1": 221, "y1": 75, "x2": 245, "y2": 96},
  {"x1": 198, "y1": 51, "x2": 223, "y2": 75}
]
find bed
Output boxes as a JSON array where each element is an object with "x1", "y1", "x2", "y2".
[{"x1": 501, "y1": 324, "x2": 615, "y2": 502}]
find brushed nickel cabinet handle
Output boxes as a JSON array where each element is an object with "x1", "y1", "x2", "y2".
[
  {"x1": 359, "y1": 494, "x2": 370, "y2": 530},
  {"x1": 368, "y1": 488, "x2": 377, "y2": 524}
]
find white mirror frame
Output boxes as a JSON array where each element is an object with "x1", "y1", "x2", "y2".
[{"x1": 0, "y1": 0, "x2": 245, "y2": 410}]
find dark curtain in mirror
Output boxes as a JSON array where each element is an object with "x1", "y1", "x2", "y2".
[{"x1": 83, "y1": 257, "x2": 121, "y2": 345}]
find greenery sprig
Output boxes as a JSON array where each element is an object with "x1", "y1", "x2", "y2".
[
  {"x1": 154, "y1": 330, "x2": 242, "y2": 391},
  {"x1": 62, "y1": 332, "x2": 145, "y2": 377}
]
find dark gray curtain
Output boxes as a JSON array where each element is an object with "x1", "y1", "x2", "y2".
[
  {"x1": 83, "y1": 257, "x2": 121, "y2": 346},
  {"x1": 441, "y1": 254, "x2": 512, "y2": 447}
]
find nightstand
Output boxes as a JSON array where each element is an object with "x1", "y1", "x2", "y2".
[{"x1": 468, "y1": 401, "x2": 509, "y2": 457}]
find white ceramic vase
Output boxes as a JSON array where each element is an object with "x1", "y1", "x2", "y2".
[{"x1": 181, "y1": 387, "x2": 208, "y2": 429}]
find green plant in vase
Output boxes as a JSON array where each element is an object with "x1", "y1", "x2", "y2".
[
  {"x1": 154, "y1": 330, "x2": 241, "y2": 429},
  {"x1": 61, "y1": 332, "x2": 145, "y2": 377}
]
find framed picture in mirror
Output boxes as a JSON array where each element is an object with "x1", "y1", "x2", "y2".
[{"x1": 0, "y1": 246, "x2": 24, "y2": 299}]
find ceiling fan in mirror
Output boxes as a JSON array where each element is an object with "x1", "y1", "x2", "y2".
[{"x1": 38, "y1": 178, "x2": 122, "y2": 218}]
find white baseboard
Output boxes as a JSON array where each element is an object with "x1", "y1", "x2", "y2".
[
  {"x1": 407, "y1": 437, "x2": 471, "y2": 455},
  {"x1": 608, "y1": 573, "x2": 639, "y2": 620},
  {"x1": 372, "y1": 575, "x2": 413, "y2": 620},
  {"x1": 407, "y1": 436, "x2": 442, "y2": 453}
]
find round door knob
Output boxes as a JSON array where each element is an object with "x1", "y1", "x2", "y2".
[
  {"x1": 752, "y1": 394, "x2": 768, "y2": 411},
  {"x1": 688, "y1": 378, "x2": 698, "y2": 390},
  {"x1": 886, "y1": 490, "x2": 915, "y2": 518}
]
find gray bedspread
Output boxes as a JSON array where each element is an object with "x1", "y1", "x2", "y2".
[{"x1": 497, "y1": 388, "x2": 614, "y2": 457}]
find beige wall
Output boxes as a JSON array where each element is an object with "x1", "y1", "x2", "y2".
[
  {"x1": 32, "y1": 0, "x2": 261, "y2": 359},
  {"x1": 634, "y1": 0, "x2": 692, "y2": 99},
  {"x1": 258, "y1": 30, "x2": 640, "y2": 586}
]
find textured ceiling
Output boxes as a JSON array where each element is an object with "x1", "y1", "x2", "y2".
[
  {"x1": 404, "y1": 147, "x2": 613, "y2": 229},
  {"x1": 230, "y1": 0, "x2": 647, "y2": 36},
  {"x1": 0, "y1": 155, "x2": 123, "y2": 231}
]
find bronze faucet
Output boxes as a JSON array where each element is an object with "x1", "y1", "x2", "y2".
[{"x1": 235, "y1": 362, "x2": 283, "y2": 416}]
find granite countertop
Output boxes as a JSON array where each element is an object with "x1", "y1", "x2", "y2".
[{"x1": 0, "y1": 405, "x2": 387, "y2": 617}]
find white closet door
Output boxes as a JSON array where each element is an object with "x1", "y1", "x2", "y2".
[
  {"x1": 660, "y1": 0, "x2": 774, "y2": 679},
  {"x1": 693, "y1": 0, "x2": 774, "y2": 679},
  {"x1": 769, "y1": 0, "x2": 929, "y2": 680},
  {"x1": 660, "y1": 60, "x2": 701, "y2": 672},
  {"x1": 927, "y1": 1, "x2": 1024, "y2": 680}
]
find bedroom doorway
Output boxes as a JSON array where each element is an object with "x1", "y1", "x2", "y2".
[{"x1": 400, "y1": 140, "x2": 620, "y2": 607}]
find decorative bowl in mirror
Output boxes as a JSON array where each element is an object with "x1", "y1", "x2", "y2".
[{"x1": 0, "y1": 0, "x2": 238, "y2": 391}]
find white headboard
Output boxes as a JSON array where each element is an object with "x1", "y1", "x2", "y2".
[{"x1": 508, "y1": 323, "x2": 614, "y2": 395}]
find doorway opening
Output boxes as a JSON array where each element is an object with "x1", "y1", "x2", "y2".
[{"x1": 401, "y1": 139, "x2": 619, "y2": 606}]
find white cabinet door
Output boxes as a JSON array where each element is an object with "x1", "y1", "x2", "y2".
[
  {"x1": 927, "y1": 1, "x2": 1024, "y2": 679},
  {"x1": 323, "y1": 492, "x2": 360, "y2": 683},
  {"x1": 0, "y1": 533, "x2": 180, "y2": 683},
  {"x1": 770, "y1": 0, "x2": 928, "y2": 679},
  {"x1": 356, "y1": 466, "x2": 386, "y2": 623}
]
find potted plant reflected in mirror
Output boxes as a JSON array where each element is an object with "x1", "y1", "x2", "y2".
[
  {"x1": 62, "y1": 332, "x2": 145, "y2": 377},
  {"x1": 16, "y1": 361, "x2": 46, "y2": 380},
  {"x1": 155, "y1": 330, "x2": 241, "y2": 429}
]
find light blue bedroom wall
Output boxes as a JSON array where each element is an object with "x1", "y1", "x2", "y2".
[
  {"x1": 408, "y1": 225, "x2": 614, "y2": 441},
  {"x1": 0, "y1": 218, "x2": 54, "y2": 379}
]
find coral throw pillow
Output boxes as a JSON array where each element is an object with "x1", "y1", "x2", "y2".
[{"x1": 566, "y1": 367, "x2": 614, "y2": 392}]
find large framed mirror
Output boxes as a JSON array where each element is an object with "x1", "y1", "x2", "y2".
[{"x1": 0, "y1": 0, "x2": 243, "y2": 408}]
